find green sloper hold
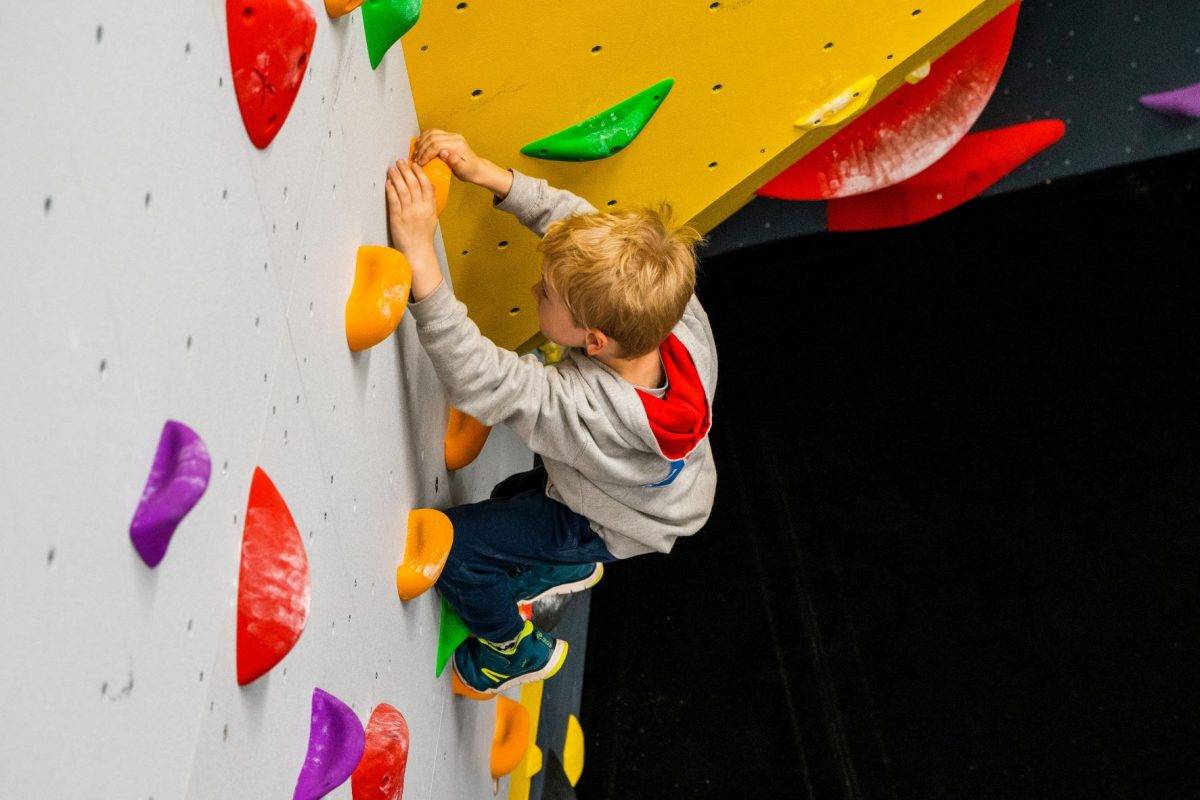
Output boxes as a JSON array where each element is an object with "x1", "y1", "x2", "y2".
[
  {"x1": 520, "y1": 78, "x2": 675, "y2": 162},
  {"x1": 363, "y1": 0, "x2": 421, "y2": 70},
  {"x1": 436, "y1": 596, "x2": 470, "y2": 677}
]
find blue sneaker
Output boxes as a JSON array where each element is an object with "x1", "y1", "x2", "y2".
[
  {"x1": 452, "y1": 620, "x2": 569, "y2": 695},
  {"x1": 509, "y1": 562, "x2": 604, "y2": 604}
]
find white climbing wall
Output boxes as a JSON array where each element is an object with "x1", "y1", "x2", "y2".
[{"x1": 0, "y1": 2, "x2": 532, "y2": 797}]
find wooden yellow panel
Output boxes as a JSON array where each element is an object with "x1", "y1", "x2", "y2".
[{"x1": 402, "y1": 0, "x2": 1014, "y2": 350}]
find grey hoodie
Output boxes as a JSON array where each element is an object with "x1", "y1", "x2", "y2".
[{"x1": 408, "y1": 169, "x2": 717, "y2": 558}]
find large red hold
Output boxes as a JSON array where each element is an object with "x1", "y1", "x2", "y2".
[
  {"x1": 351, "y1": 704, "x2": 411, "y2": 800},
  {"x1": 759, "y1": 2, "x2": 1020, "y2": 200},
  {"x1": 236, "y1": 466, "x2": 310, "y2": 685},
  {"x1": 226, "y1": 0, "x2": 317, "y2": 149},
  {"x1": 826, "y1": 119, "x2": 1066, "y2": 231}
]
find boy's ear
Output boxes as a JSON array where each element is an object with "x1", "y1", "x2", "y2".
[{"x1": 583, "y1": 328, "x2": 609, "y2": 356}]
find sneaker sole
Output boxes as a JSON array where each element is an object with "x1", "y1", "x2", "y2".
[
  {"x1": 452, "y1": 639, "x2": 570, "y2": 697},
  {"x1": 517, "y1": 563, "x2": 605, "y2": 605}
]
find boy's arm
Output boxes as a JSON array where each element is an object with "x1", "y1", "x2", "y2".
[
  {"x1": 407, "y1": 280, "x2": 589, "y2": 465},
  {"x1": 491, "y1": 168, "x2": 598, "y2": 235}
]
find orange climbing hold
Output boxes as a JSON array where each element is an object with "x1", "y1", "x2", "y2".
[
  {"x1": 323, "y1": 0, "x2": 363, "y2": 16},
  {"x1": 345, "y1": 245, "x2": 412, "y2": 352},
  {"x1": 409, "y1": 138, "x2": 451, "y2": 215},
  {"x1": 450, "y1": 669, "x2": 494, "y2": 701},
  {"x1": 395, "y1": 509, "x2": 453, "y2": 600},
  {"x1": 491, "y1": 696, "x2": 532, "y2": 780},
  {"x1": 444, "y1": 408, "x2": 492, "y2": 470}
]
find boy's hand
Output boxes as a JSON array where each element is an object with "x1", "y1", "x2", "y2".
[
  {"x1": 412, "y1": 129, "x2": 514, "y2": 201},
  {"x1": 386, "y1": 158, "x2": 444, "y2": 301},
  {"x1": 386, "y1": 158, "x2": 438, "y2": 255}
]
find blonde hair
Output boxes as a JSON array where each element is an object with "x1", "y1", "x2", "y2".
[{"x1": 538, "y1": 203, "x2": 704, "y2": 357}]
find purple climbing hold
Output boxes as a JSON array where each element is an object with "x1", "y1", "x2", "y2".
[
  {"x1": 129, "y1": 420, "x2": 211, "y2": 567},
  {"x1": 1140, "y1": 81, "x2": 1200, "y2": 118},
  {"x1": 294, "y1": 687, "x2": 366, "y2": 800}
]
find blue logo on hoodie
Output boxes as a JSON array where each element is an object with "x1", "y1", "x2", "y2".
[{"x1": 648, "y1": 459, "x2": 686, "y2": 487}]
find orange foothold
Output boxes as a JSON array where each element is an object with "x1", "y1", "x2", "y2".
[
  {"x1": 409, "y1": 137, "x2": 451, "y2": 215},
  {"x1": 395, "y1": 508, "x2": 453, "y2": 601},
  {"x1": 491, "y1": 696, "x2": 532, "y2": 780},
  {"x1": 345, "y1": 245, "x2": 412, "y2": 352},
  {"x1": 444, "y1": 408, "x2": 492, "y2": 470},
  {"x1": 324, "y1": 0, "x2": 363, "y2": 16},
  {"x1": 450, "y1": 668, "x2": 495, "y2": 701}
]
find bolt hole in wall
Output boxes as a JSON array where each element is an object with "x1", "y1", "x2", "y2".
[
  {"x1": 471, "y1": 88, "x2": 482, "y2": 97},
  {"x1": 508, "y1": 307, "x2": 520, "y2": 316}
]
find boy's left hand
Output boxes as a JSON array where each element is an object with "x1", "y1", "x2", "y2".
[{"x1": 386, "y1": 158, "x2": 438, "y2": 257}]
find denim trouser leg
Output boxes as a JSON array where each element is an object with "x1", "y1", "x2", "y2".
[{"x1": 438, "y1": 467, "x2": 616, "y2": 643}]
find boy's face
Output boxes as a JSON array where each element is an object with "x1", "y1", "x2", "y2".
[{"x1": 532, "y1": 272, "x2": 587, "y2": 349}]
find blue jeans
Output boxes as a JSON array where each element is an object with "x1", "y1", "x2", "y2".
[{"x1": 438, "y1": 466, "x2": 617, "y2": 642}]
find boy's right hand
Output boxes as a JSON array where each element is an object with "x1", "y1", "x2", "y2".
[{"x1": 412, "y1": 129, "x2": 513, "y2": 201}]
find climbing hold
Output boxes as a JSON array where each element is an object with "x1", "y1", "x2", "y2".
[
  {"x1": 490, "y1": 696, "x2": 531, "y2": 780},
  {"x1": 540, "y1": 751, "x2": 578, "y2": 800},
  {"x1": 1140, "y1": 81, "x2": 1200, "y2": 118},
  {"x1": 530, "y1": 593, "x2": 572, "y2": 633},
  {"x1": 759, "y1": 2, "x2": 1019, "y2": 200},
  {"x1": 793, "y1": 76, "x2": 877, "y2": 131},
  {"x1": 562, "y1": 715, "x2": 584, "y2": 787},
  {"x1": 351, "y1": 703, "x2": 410, "y2": 800},
  {"x1": 362, "y1": 0, "x2": 421, "y2": 70},
  {"x1": 129, "y1": 420, "x2": 211, "y2": 567},
  {"x1": 450, "y1": 667, "x2": 494, "y2": 701},
  {"x1": 444, "y1": 408, "x2": 491, "y2": 470},
  {"x1": 905, "y1": 60, "x2": 932, "y2": 84},
  {"x1": 436, "y1": 596, "x2": 470, "y2": 678},
  {"x1": 517, "y1": 601, "x2": 534, "y2": 622},
  {"x1": 826, "y1": 119, "x2": 1066, "y2": 231},
  {"x1": 396, "y1": 509, "x2": 453, "y2": 601},
  {"x1": 324, "y1": 0, "x2": 363, "y2": 17},
  {"x1": 236, "y1": 467, "x2": 310, "y2": 685},
  {"x1": 538, "y1": 341, "x2": 565, "y2": 365},
  {"x1": 520, "y1": 78, "x2": 674, "y2": 161},
  {"x1": 409, "y1": 137, "x2": 451, "y2": 215},
  {"x1": 525, "y1": 745, "x2": 543, "y2": 778},
  {"x1": 345, "y1": 245, "x2": 412, "y2": 352},
  {"x1": 294, "y1": 687, "x2": 366, "y2": 800},
  {"x1": 226, "y1": 0, "x2": 317, "y2": 149}
]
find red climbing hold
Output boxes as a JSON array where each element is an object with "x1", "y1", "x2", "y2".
[
  {"x1": 227, "y1": 0, "x2": 317, "y2": 149},
  {"x1": 759, "y1": 2, "x2": 1020, "y2": 200},
  {"x1": 236, "y1": 466, "x2": 310, "y2": 685},
  {"x1": 826, "y1": 119, "x2": 1066, "y2": 231},
  {"x1": 351, "y1": 703, "x2": 411, "y2": 800}
]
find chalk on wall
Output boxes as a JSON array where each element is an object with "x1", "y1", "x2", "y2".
[
  {"x1": 129, "y1": 420, "x2": 211, "y2": 568},
  {"x1": 351, "y1": 703, "x2": 411, "y2": 800},
  {"x1": 520, "y1": 78, "x2": 675, "y2": 162},
  {"x1": 227, "y1": 0, "x2": 318, "y2": 149},
  {"x1": 236, "y1": 467, "x2": 311, "y2": 685},
  {"x1": 294, "y1": 687, "x2": 366, "y2": 800}
]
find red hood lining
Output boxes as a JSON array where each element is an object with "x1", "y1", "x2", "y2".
[{"x1": 635, "y1": 333, "x2": 710, "y2": 460}]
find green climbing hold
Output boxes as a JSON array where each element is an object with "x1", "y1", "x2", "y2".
[
  {"x1": 520, "y1": 78, "x2": 675, "y2": 162},
  {"x1": 362, "y1": 0, "x2": 421, "y2": 70},
  {"x1": 436, "y1": 596, "x2": 470, "y2": 678}
]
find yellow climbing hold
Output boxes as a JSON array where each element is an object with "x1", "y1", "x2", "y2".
[
  {"x1": 345, "y1": 245, "x2": 412, "y2": 352},
  {"x1": 562, "y1": 714, "x2": 584, "y2": 787},
  {"x1": 395, "y1": 508, "x2": 453, "y2": 600}
]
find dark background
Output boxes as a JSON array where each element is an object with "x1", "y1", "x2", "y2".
[{"x1": 579, "y1": 149, "x2": 1200, "y2": 799}]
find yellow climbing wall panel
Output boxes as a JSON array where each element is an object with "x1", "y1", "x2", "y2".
[{"x1": 403, "y1": 0, "x2": 1014, "y2": 351}]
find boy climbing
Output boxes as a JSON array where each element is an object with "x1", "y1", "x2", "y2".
[{"x1": 386, "y1": 129, "x2": 718, "y2": 695}]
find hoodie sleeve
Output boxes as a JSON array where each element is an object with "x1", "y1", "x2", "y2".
[
  {"x1": 407, "y1": 281, "x2": 594, "y2": 466},
  {"x1": 493, "y1": 169, "x2": 598, "y2": 235}
]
